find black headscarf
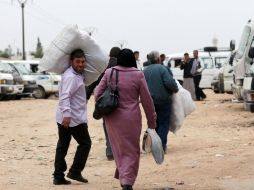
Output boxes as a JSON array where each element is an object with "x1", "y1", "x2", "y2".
[{"x1": 117, "y1": 49, "x2": 137, "y2": 68}]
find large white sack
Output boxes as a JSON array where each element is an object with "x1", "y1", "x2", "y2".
[
  {"x1": 145, "y1": 128, "x2": 164, "y2": 165},
  {"x1": 170, "y1": 91, "x2": 185, "y2": 133},
  {"x1": 170, "y1": 80, "x2": 196, "y2": 133},
  {"x1": 40, "y1": 25, "x2": 109, "y2": 86}
]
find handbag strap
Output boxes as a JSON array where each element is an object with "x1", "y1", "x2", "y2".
[{"x1": 109, "y1": 68, "x2": 118, "y2": 86}]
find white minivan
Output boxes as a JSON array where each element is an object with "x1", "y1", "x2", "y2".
[{"x1": 165, "y1": 49, "x2": 231, "y2": 88}]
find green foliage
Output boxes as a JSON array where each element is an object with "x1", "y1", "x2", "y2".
[
  {"x1": 31, "y1": 37, "x2": 44, "y2": 58},
  {"x1": 0, "y1": 50, "x2": 10, "y2": 58}
]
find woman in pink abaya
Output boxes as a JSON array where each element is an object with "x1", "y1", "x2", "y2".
[{"x1": 94, "y1": 49, "x2": 156, "y2": 190}]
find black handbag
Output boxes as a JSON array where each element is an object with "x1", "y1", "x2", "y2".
[{"x1": 93, "y1": 69, "x2": 119, "y2": 119}]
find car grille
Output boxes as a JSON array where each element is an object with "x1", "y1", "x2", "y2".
[{"x1": 6, "y1": 79, "x2": 14, "y2": 85}]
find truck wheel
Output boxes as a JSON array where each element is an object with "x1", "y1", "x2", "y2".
[{"x1": 33, "y1": 87, "x2": 46, "y2": 99}]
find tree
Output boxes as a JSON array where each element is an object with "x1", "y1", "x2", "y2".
[
  {"x1": 31, "y1": 37, "x2": 44, "y2": 58},
  {"x1": 0, "y1": 48, "x2": 10, "y2": 58}
]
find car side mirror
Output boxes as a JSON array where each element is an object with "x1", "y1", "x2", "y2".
[
  {"x1": 248, "y1": 47, "x2": 254, "y2": 59},
  {"x1": 230, "y1": 40, "x2": 236, "y2": 51}
]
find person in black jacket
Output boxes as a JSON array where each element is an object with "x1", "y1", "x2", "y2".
[
  {"x1": 180, "y1": 53, "x2": 196, "y2": 100},
  {"x1": 86, "y1": 47, "x2": 121, "y2": 161}
]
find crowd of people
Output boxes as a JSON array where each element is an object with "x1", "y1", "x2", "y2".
[{"x1": 52, "y1": 47, "x2": 205, "y2": 190}]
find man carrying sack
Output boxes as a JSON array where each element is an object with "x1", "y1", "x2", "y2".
[{"x1": 53, "y1": 49, "x2": 91, "y2": 185}]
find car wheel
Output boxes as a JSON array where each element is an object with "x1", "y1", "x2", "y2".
[{"x1": 33, "y1": 87, "x2": 46, "y2": 99}]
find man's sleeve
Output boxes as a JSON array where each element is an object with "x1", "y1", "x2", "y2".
[{"x1": 59, "y1": 76, "x2": 77, "y2": 117}]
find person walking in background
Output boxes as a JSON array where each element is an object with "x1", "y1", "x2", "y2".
[
  {"x1": 134, "y1": 51, "x2": 143, "y2": 70},
  {"x1": 191, "y1": 50, "x2": 206, "y2": 100},
  {"x1": 160, "y1": 54, "x2": 166, "y2": 65},
  {"x1": 160, "y1": 53, "x2": 173, "y2": 76},
  {"x1": 94, "y1": 49, "x2": 156, "y2": 190},
  {"x1": 144, "y1": 50, "x2": 178, "y2": 152},
  {"x1": 86, "y1": 47, "x2": 121, "y2": 161},
  {"x1": 180, "y1": 53, "x2": 196, "y2": 100},
  {"x1": 53, "y1": 49, "x2": 91, "y2": 185},
  {"x1": 143, "y1": 54, "x2": 151, "y2": 69}
]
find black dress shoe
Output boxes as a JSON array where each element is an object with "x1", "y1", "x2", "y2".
[
  {"x1": 122, "y1": 184, "x2": 133, "y2": 190},
  {"x1": 67, "y1": 172, "x2": 88, "y2": 183},
  {"x1": 53, "y1": 178, "x2": 71, "y2": 185}
]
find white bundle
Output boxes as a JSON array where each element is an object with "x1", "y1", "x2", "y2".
[
  {"x1": 40, "y1": 25, "x2": 109, "y2": 85},
  {"x1": 170, "y1": 80, "x2": 196, "y2": 133},
  {"x1": 143, "y1": 128, "x2": 164, "y2": 165}
]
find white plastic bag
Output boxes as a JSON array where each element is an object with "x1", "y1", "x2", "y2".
[
  {"x1": 40, "y1": 25, "x2": 109, "y2": 86},
  {"x1": 170, "y1": 80, "x2": 196, "y2": 133},
  {"x1": 142, "y1": 128, "x2": 164, "y2": 164}
]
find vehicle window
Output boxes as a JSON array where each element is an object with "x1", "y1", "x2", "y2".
[
  {"x1": 170, "y1": 58, "x2": 182, "y2": 68},
  {"x1": 0, "y1": 63, "x2": 16, "y2": 73},
  {"x1": 215, "y1": 57, "x2": 227, "y2": 68},
  {"x1": 236, "y1": 26, "x2": 251, "y2": 59},
  {"x1": 201, "y1": 57, "x2": 213, "y2": 69},
  {"x1": 13, "y1": 64, "x2": 31, "y2": 75}
]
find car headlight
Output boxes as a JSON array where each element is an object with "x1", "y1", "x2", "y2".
[{"x1": 0, "y1": 79, "x2": 7, "y2": 84}]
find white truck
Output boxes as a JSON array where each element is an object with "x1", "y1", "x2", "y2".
[
  {"x1": 232, "y1": 19, "x2": 254, "y2": 112},
  {"x1": 165, "y1": 49, "x2": 231, "y2": 88},
  {"x1": 211, "y1": 51, "x2": 235, "y2": 94},
  {"x1": 13, "y1": 60, "x2": 61, "y2": 99}
]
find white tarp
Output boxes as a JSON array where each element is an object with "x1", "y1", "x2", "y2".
[
  {"x1": 40, "y1": 25, "x2": 109, "y2": 85},
  {"x1": 142, "y1": 128, "x2": 164, "y2": 164},
  {"x1": 170, "y1": 80, "x2": 196, "y2": 133}
]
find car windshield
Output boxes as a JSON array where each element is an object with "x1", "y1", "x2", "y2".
[
  {"x1": 201, "y1": 57, "x2": 213, "y2": 69},
  {"x1": 236, "y1": 26, "x2": 251, "y2": 59},
  {"x1": 0, "y1": 62, "x2": 16, "y2": 73},
  {"x1": 215, "y1": 57, "x2": 228, "y2": 68},
  {"x1": 13, "y1": 64, "x2": 31, "y2": 75}
]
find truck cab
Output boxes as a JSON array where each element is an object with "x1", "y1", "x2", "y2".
[{"x1": 232, "y1": 19, "x2": 254, "y2": 111}]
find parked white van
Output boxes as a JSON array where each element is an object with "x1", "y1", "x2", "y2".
[{"x1": 165, "y1": 49, "x2": 231, "y2": 88}]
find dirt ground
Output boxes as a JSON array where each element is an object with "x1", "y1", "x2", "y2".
[{"x1": 0, "y1": 89, "x2": 254, "y2": 190}]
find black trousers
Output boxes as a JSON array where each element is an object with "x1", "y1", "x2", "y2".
[
  {"x1": 102, "y1": 118, "x2": 112, "y2": 157},
  {"x1": 193, "y1": 75, "x2": 206, "y2": 100},
  {"x1": 53, "y1": 123, "x2": 91, "y2": 179}
]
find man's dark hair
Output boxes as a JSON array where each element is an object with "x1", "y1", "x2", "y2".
[
  {"x1": 70, "y1": 49, "x2": 85, "y2": 60},
  {"x1": 184, "y1": 52, "x2": 189, "y2": 56},
  {"x1": 109, "y1": 47, "x2": 121, "y2": 58},
  {"x1": 133, "y1": 51, "x2": 139, "y2": 55}
]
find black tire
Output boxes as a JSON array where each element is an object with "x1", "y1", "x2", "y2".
[
  {"x1": 15, "y1": 96, "x2": 22, "y2": 100},
  {"x1": 32, "y1": 86, "x2": 46, "y2": 99}
]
